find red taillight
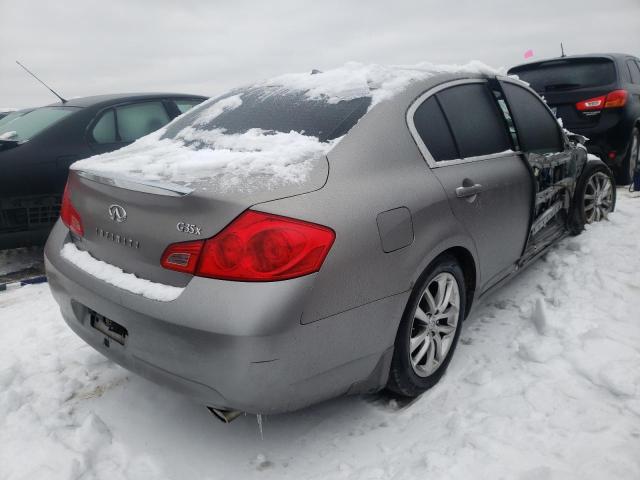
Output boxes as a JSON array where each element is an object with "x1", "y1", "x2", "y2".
[
  {"x1": 576, "y1": 90, "x2": 627, "y2": 111},
  {"x1": 60, "y1": 182, "x2": 84, "y2": 236},
  {"x1": 575, "y1": 95, "x2": 605, "y2": 111},
  {"x1": 161, "y1": 210, "x2": 335, "y2": 281},
  {"x1": 160, "y1": 240, "x2": 204, "y2": 274},
  {"x1": 604, "y1": 89, "x2": 627, "y2": 108}
]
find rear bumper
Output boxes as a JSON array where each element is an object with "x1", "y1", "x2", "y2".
[
  {"x1": 566, "y1": 113, "x2": 633, "y2": 168},
  {"x1": 44, "y1": 221, "x2": 405, "y2": 414},
  {"x1": 584, "y1": 136, "x2": 630, "y2": 168}
]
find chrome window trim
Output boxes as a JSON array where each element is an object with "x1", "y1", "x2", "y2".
[
  {"x1": 75, "y1": 170, "x2": 193, "y2": 197},
  {"x1": 407, "y1": 78, "x2": 523, "y2": 169}
]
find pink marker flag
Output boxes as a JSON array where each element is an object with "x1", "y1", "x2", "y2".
[{"x1": 524, "y1": 49, "x2": 534, "y2": 59}]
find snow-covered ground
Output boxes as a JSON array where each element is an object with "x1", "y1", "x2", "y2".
[{"x1": 1, "y1": 190, "x2": 639, "y2": 480}]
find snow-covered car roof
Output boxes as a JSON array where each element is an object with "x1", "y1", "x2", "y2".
[{"x1": 72, "y1": 61, "x2": 504, "y2": 191}]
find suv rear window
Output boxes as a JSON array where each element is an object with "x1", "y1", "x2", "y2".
[
  {"x1": 163, "y1": 87, "x2": 372, "y2": 145},
  {"x1": 509, "y1": 58, "x2": 616, "y2": 92}
]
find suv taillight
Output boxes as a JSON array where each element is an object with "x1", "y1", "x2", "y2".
[
  {"x1": 576, "y1": 89, "x2": 627, "y2": 111},
  {"x1": 603, "y1": 89, "x2": 628, "y2": 108},
  {"x1": 161, "y1": 210, "x2": 335, "y2": 281},
  {"x1": 60, "y1": 181, "x2": 84, "y2": 236}
]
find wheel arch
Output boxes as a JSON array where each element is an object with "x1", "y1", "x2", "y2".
[
  {"x1": 415, "y1": 245, "x2": 478, "y2": 319},
  {"x1": 440, "y1": 246, "x2": 477, "y2": 318}
]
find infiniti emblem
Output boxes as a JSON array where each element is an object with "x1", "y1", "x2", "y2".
[{"x1": 108, "y1": 204, "x2": 127, "y2": 223}]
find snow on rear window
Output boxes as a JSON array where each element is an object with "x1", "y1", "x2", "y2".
[{"x1": 73, "y1": 127, "x2": 338, "y2": 192}]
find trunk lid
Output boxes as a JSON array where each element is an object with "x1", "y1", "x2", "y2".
[{"x1": 66, "y1": 158, "x2": 328, "y2": 287}]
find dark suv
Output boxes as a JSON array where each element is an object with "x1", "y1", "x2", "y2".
[
  {"x1": 0, "y1": 93, "x2": 206, "y2": 249},
  {"x1": 509, "y1": 53, "x2": 640, "y2": 184}
]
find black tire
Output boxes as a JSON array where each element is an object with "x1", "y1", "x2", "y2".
[
  {"x1": 569, "y1": 162, "x2": 617, "y2": 235},
  {"x1": 387, "y1": 254, "x2": 466, "y2": 397},
  {"x1": 615, "y1": 127, "x2": 639, "y2": 185}
]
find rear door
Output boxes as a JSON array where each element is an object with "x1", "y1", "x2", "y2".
[{"x1": 408, "y1": 80, "x2": 533, "y2": 292}]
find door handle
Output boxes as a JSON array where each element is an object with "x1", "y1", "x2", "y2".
[{"x1": 456, "y1": 183, "x2": 483, "y2": 198}]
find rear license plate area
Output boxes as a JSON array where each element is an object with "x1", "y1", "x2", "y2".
[{"x1": 90, "y1": 310, "x2": 128, "y2": 346}]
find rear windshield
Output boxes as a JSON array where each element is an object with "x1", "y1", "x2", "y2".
[
  {"x1": 509, "y1": 58, "x2": 616, "y2": 92},
  {"x1": 0, "y1": 106, "x2": 77, "y2": 142},
  {"x1": 162, "y1": 87, "x2": 372, "y2": 145}
]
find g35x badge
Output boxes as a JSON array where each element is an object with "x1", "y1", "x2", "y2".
[{"x1": 177, "y1": 222, "x2": 202, "y2": 235}]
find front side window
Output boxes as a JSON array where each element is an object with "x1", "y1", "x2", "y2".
[
  {"x1": 116, "y1": 102, "x2": 170, "y2": 142},
  {"x1": 0, "y1": 106, "x2": 77, "y2": 142},
  {"x1": 627, "y1": 60, "x2": 640, "y2": 84},
  {"x1": 502, "y1": 82, "x2": 563, "y2": 154},
  {"x1": 436, "y1": 83, "x2": 511, "y2": 158}
]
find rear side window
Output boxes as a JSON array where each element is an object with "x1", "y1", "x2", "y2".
[
  {"x1": 116, "y1": 102, "x2": 170, "y2": 142},
  {"x1": 509, "y1": 58, "x2": 616, "y2": 92},
  {"x1": 92, "y1": 109, "x2": 116, "y2": 143},
  {"x1": 413, "y1": 96, "x2": 458, "y2": 161},
  {"x1": 175, "y1": 99, "x2": 204, "y2": 114},
  {"x1": 502, "y1": 83, "x2": 563, "y2": 154},
  {"x1": 436, "y1": 83, "x2": 511, "y2": 158},
  {"x1": 628, "y1": 60, "x2": 640, "y2": 84}
]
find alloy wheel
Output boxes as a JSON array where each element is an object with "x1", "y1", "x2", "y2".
[
  {"x1": 584, "y1": 171, "x2": 614, "y2": 223},
  {"x1": 409, "y1": 272, "x2": 460, "y2": 377}
]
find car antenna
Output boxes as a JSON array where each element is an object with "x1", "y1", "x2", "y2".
[
  {"x1": 560, "y1": 42, "x2": 566, "y2": 58},
  {"x1": 15, "y1": 60, "x2": 67, "y2": 103}
]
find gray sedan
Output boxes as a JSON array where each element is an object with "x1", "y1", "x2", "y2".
[{"x1": 44, "y1": 68, "x2": 615, "y2": 419}]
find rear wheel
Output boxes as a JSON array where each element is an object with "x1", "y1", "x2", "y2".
[
  {"x1": 387, "y1": 255, "x2": 465, "y2": 397},
  {"x1": 569, "y1": 162, "x2": 616, "y2": 235},
  {"x1": 616, "y1": 127, "x2": 639, "y2": 185}
]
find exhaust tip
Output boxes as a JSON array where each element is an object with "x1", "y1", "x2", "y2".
[{"x1": 207, "y1": 407, "x2": 243, "y2": 424}]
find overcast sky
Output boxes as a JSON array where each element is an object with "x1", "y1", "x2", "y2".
[{"x1": 1, "y1": 0, "x2": 639, "y2": 108}]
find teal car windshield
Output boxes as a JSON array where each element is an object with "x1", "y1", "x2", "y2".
[{"x1": 0, "y1": 106, "x2": 78, "y2": 142}]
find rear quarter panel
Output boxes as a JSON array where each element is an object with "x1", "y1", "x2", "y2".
[{"x1": 254, "y1": 77, "x2": 480, "y2": 324}]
